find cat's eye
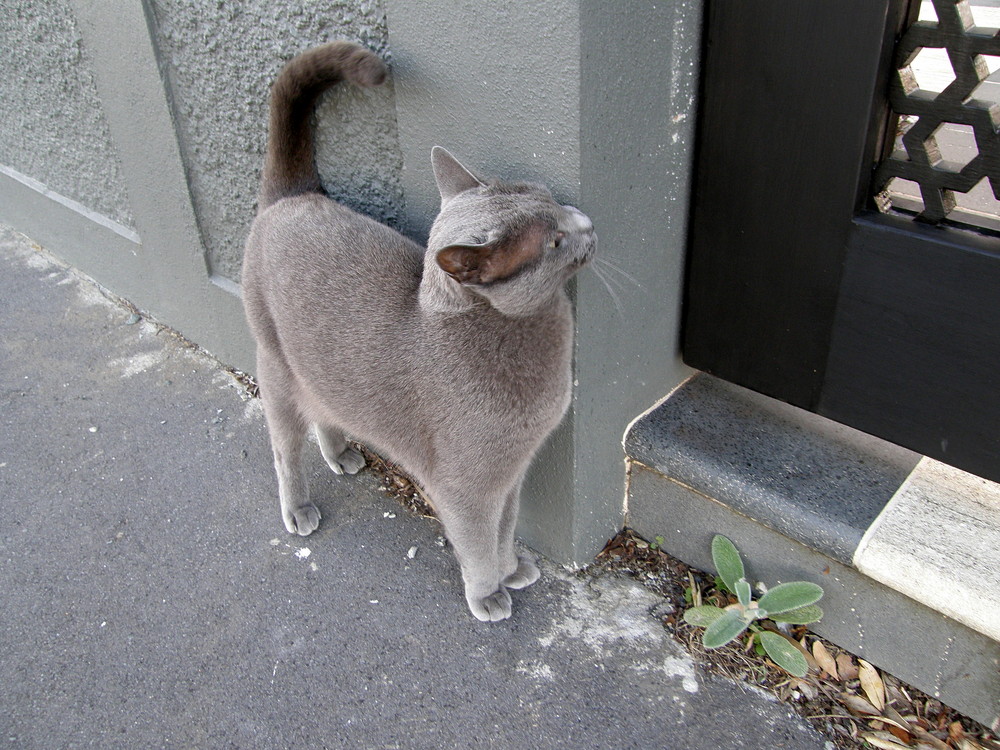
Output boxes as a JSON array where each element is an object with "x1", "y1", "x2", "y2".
[{"x1": 550, "y1": 232, "x2": 565, "y2": 249}]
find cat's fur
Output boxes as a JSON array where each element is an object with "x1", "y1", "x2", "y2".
[{"x1": 242, "y1": 41, "x2": 596, "y2": 621}]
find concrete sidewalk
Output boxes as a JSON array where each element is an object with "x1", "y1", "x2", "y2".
[{"x1": 0, "y1": 227, "x2": 828, "y2": 749}]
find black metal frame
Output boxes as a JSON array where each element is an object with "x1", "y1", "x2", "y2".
[
  {"x1": 875, "y1": 0, "x2": 1000, "y2": 223},
  {"x1": 684, "y1": 0, "x2": 1000, "y2": 482}
]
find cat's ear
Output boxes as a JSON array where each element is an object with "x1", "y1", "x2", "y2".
[
  {"x1": 437, "y1": 225, "x2": 546, "y2": 285},
  {"x1": 431, "y1": 146, "x2": 485, "y2": 203},
  {"x1": 436, "y1": 243, "x2": 493, "y2": 285}
]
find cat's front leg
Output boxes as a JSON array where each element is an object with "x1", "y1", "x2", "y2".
[
  {"x1": 497, "y1": 478, "x2": 540, "y2": 590},
  {"x1": 433, "y1": 500, "x2": 512, "y2": 622}
]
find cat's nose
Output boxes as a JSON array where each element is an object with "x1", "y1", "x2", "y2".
[{"x1": 561, "y1": 205, "x2": 594, "y2": 235}]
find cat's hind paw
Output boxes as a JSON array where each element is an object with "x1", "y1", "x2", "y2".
[
  {"x1": 468, "y1": 587, "x2": 512, "y2": 622},
  {"x1": 502, "y1": 556, "x2": 540, "y2": 590},
  {"x1": 283, "y1": 502, "x2": 321, "y2": 536},
  {"x1": 325, "y1": 447, "x2": 366, "y2": 476}
]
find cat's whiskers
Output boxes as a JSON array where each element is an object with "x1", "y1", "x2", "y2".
[
  {"x1": 593, "y1": 256, "x2": 642, "y2": 289},
  {"x1": 588, "y1": 262, "x2": 625, "y2": 319}
]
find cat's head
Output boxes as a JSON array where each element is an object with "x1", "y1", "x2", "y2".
[{"x1": 426, "y1": 147, "x2": 596, "y2": 316}]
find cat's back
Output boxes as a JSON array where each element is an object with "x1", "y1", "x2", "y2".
[{"x1": 244, "y1": 193, "x2": 423, "y2": 320}]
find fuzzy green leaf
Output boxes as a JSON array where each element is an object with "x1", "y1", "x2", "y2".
[
  {"x1": 735, "y1": 578, "x2": 752, "y2": 607},
  {"x1": 768, "y1": 604, "x2": 824, "y2": 625},
  {"x1": 683, "y1": 605, "x2": 726, "y2": 628},
  {"x1": 702, "y1": 610, "x2": 749, "y2": 649},
  {"x1": 757, "y1": 581, "x2": 823, "y2": 615},
  {"x1": 711, "y1": 535, "x2": 745, "y2": 593},
  {"x1": 758, "y1": 631, "x2": 808, "y2": 677}
]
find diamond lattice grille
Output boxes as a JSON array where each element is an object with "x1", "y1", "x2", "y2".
[{"x1": 875, "y1": 0, "x2": 1000, "y2": 225}]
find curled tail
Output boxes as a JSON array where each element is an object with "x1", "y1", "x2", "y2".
[{"x1": 258, "y1": 41, "x2": 387, "y2": 211}]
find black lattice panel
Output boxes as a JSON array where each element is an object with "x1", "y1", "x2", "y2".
[{"x1": 875, "y1": 0, "x2": 1000, "y2": 223}]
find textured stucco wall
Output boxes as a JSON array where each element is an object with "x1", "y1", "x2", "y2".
[
  {"x1": 386, "y1": 0, "x2": 581, "y2": 242},
  {"x1": 149, "y1": 0, "x2": 404, "y2": 282},
  {"x1": 0, "y1": 1, "x2": 134, "y2": 228}
]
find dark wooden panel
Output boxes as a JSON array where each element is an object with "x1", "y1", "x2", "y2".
[
  {"x1": 684, "y1": 0, "x2": 894, "y2": 408},
  {"x1": 820, "y1": 214, "x2": 1000, "y2": 482}
]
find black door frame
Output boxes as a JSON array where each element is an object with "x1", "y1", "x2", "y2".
[{"x1": 684, "y1": 0, "x2": 1000, "y2": 481}]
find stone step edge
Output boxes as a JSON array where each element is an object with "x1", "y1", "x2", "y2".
[{"x1": 623, "y1": 373, "x2": 1000, "y2": 645}]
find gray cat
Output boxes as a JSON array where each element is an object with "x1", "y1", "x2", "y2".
[{"x1": 242, "y1": 41, "x2": 596, "y2": 621}]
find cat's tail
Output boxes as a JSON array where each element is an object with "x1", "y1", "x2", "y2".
[{"x1": 258, "y1": 41, "x2": 387, "y2": 211}]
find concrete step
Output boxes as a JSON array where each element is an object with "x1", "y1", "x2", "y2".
[{"x1": 624, "y1": 373, "x2": 1000, "y2": 731}]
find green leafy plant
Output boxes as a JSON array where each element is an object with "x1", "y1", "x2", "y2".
[{"x1": 683, "y1": 535, "x2": 824, "y2": 677}]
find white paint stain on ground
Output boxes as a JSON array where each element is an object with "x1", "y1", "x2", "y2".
[
  {"x1": 516, "y1": 661, "x2": 555, "y2": 682},
  {"x1": 537, "y1": 563, "x2": 700, "y2": 694},
  {"x1": 109, "y1": 350, "x2": 168, "y2": 378},
  {"x1": 9, "y1": 240, "x2": 59, "y2": 271},
  {"x1": 270, "y1": 538, "x2": 316, "y2": 567},
  {"x1": 242, "y1": 397, "x2": 264, "y2": 423},
  {"x1": 537, "y1": 572, "x2": 663, "y2": 652},
  {"x1": 633, "y1": 656, "x2": 701, "y2": 695}
]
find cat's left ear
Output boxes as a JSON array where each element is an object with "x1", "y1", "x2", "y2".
[
  {"x1": 432, "y1": 146, "x2": 485, "y2": 203},
  {"x1": 436, "y1": 243, "x2": 494, "y2": 285},
  {"x1": 437, "y1": 224, "x2": 546, "y2": 285}
]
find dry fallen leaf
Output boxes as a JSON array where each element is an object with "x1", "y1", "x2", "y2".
[
  {"x1": 950, "y1": 721, "x2": 966, "y2": 744},
  {"x1": 859, "y1": 658, "x2": 886, "y2": 711},
  {"x1": 688, "y1": 570, "x2": 702, "y2": 607},
  {"x1": 790, "y1": 677, "x2": 819, "y2": 701},
  {"x1": 837, "y1": 652, "x2": 859, "y2": 681},
  {"x1": 862, "y1": 730, "x2": 911, "y2": 749},
  {"x1": 909, "y1": 724, "x2": 951, "y2": 750},
  {"x1": 869, "y1": 709, "x2": 915, "y2": 734},
  {"x1": 812, "y1": 640, "x2": 838, "y2": 679},
  {"x1": 840, "y1": 691, "x2": 882, "y2": 716},
  {"x1": 881, "y1": 705, "x2": 914, "y2": 743},
  {"x1": 887, "y1": 723, "x2": 913, "y2": 744}
]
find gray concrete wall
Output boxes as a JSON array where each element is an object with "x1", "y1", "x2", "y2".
[
  {"x1": 0, "y1": 0, "x2": 134, "y2": 229},
  {"x1": 570, "y1": 0, "x2": 700, "y2": 562},
  {"x1": 0, "y1": 0, "x2": 702, "y2": 566},
  {"x1": 148, "y1": 0, "x2": 403, "y2": 282}
]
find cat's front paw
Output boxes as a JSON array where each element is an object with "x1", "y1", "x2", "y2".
[
  {"x1": 325, "y1": 447, "x2": 366, "y2": 476},
  {"x1": 502, "y1": 556, "x2": 540, "y2": 590},
  {"x1": 283, "y1": 502, "x2": 321, "y2": 536},
  {"x1": 467, "y1": 587, "x2": 512, "y2": 622}
]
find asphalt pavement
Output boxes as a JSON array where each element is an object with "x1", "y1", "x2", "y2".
[{"x1": 0, "y1": 226, "x2": 830, "y2": 749}]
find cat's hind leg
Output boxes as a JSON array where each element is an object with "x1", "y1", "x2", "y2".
[
  {"x1": 315, "y1": 425, "x2": 366, "y2": 475},
  {"x1": 258, "y1": 350, "x2": 320, "y2": 536}
]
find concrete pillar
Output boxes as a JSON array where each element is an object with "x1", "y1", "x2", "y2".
[{"x1": 386, "y1": 0, "x2": 701, "y2": 563}]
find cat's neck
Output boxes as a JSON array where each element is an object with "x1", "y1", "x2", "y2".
[{"x1": 418, "y1": 255, "x2": 487, "y2": 314}]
